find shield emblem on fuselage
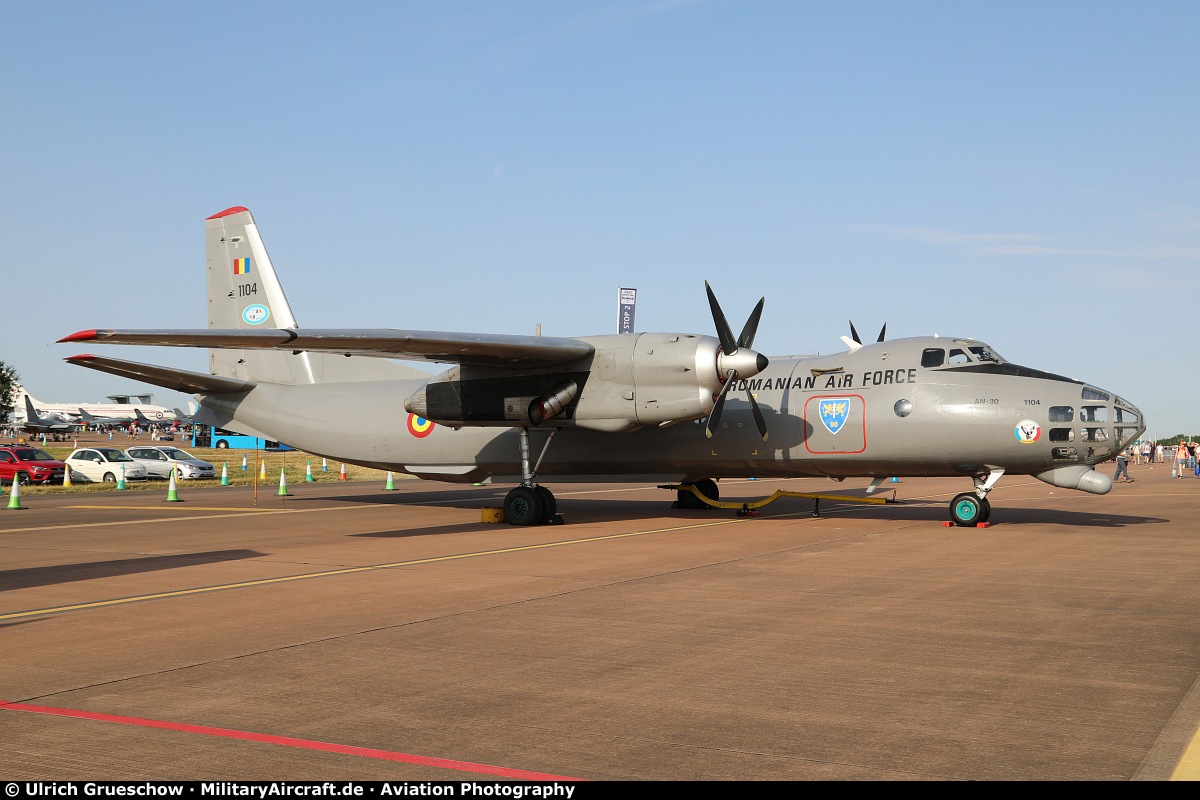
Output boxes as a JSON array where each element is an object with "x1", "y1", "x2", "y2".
[
  {"x1": 819, "y1": 398, "x2": 849, "y2": 434},
  {"x1": 805, "y1": 394, "x2": 867, "y2": 454}
]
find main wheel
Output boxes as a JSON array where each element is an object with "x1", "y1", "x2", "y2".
[
  {"x1": 978, "y1": 497, "x2": 992, "y2": 523},
  {"x1": 950, "y1": 493, "x2": 985, "y2": 526},
  {"x1": 16, "y1": 471, "x2": 30, "y2": 486},
  {"x1": 677, "y1": 478, "x2": 718, "y2": 509},
  {"x1": 504, "y1": 486, "x2": 545, "y2": 526},
  {"x1": 534, "y1": 486, "x2": 557, "y2": 520}
]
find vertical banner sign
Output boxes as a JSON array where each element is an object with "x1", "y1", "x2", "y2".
[{"x1": 618, "y1": 287, "x2": 637, "y2": 334}]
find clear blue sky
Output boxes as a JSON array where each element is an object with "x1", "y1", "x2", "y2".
[{"x1": 2, "y1": 1, "x2": 1197, "y2": 438}]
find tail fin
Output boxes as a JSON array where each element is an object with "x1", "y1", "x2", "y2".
[
  {"x1": 24, "y1": 395, "x2": 44, "y2": 424},
  {"x1": 205, "y1": 206, "x2": 424, "y2": 385}
]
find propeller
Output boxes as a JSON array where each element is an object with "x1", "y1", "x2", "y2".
[
  {"x1": 844, "y1": 320, "x2": 887, "y2": 350},
  {"x1": 704, "y1": 281, "x2": 769, "y2": 440}
]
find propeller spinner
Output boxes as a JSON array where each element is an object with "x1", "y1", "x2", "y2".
[{"x1": 704, "y1": 281, "x2": 769, "y2": 440}]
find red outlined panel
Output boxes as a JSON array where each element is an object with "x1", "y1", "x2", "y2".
[{"x1": 804, "y1": 393, "x2": 867, "y2": 454}]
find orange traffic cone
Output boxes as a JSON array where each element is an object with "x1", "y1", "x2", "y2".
[{"x1": 339, "y1": 463, "x2": 347, "y2": 481}]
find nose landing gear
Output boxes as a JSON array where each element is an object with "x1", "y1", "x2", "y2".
[{"x1": 949, "y1": 468, "x2": 1004, "y2": 527}]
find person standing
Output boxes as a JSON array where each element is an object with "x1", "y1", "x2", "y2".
[
  {"x1": 1114, "y1": 450, "x2": 1133, "y2": 482},
  {"x1": 1175, "y1": 443, "x2": 1189, "y2": 478}
]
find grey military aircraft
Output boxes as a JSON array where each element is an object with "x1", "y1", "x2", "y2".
[
  {"x1": 20, "y1": 396, "x2": 80, "y2": 436},
  {"x1": 58, "y1": 206, "x2": 1144, "y2": 527}
]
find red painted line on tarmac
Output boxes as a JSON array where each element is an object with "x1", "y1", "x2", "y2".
[{"x1": 0, "y1": 700, "x2": 585, "y2": 781}]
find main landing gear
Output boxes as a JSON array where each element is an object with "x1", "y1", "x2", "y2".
[
  {"x1": 502, "y1": 428, "x2": 561, "y2": 526},
  {"x1": 949, "y1": 468, "x2": 1004, "y2": 527}
]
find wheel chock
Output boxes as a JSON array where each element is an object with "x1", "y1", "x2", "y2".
[
  {"x1": 480, "y1": 507, "x2": 505, "y2": 524},
  {"x1": 976, "y1": 522, "x2": 992, "y2": 528},
  {"x1": 942, "y1": 521, "x2": 954, "y2": 527}
]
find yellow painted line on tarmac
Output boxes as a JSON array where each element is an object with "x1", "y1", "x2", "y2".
[
  {"x1": 1172, "y1": 728, "x2": 1200, "y2": 780},
  {"x1": 67, "y1": 505, "x2": 287, "y2": 511},
  {"x1": 0, "y1": 504, "x2": 367, "y2": 535},
  {"x1": 0, "y1": 515, "x2": 754, "y2": 622}
]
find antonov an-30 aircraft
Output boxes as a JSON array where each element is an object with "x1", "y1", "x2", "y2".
[{"x1": 59, "y1": 206, "x2": 1144, "y2": 527}]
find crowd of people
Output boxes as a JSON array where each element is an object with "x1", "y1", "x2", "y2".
[{"x1": 1115, "y1": 440, "x2": 1198, "y2": 482}]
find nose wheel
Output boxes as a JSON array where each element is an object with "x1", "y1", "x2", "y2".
[
  {"x1": 949, "y1": 493, "x2": 991, "y2": 526},
  {"x1": 949, "y1": 468, "x2": 1003, "y2": 526}
]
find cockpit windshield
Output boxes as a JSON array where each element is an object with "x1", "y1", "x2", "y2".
[
  {"x1": 961, "y1": 341, "x2": 1004, "y2": 363},
  {"x1": 922, "y1": 340, "x2": 1007, "y2": 368}
]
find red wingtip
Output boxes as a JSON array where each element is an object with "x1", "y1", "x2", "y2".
[
  {"x1": 206, "y1": 206, "x2": 250, "y2": 220},
  {"x1": 65, "y1": 354, "x2": 98, "y2": 361},
  {"x1": 57, "y1": 330, "x2": 97, "y2": 343}
]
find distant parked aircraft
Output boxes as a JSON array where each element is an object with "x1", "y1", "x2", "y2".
[{"x1": 14, "y1": 384, "x2": 179, "y2": 424}]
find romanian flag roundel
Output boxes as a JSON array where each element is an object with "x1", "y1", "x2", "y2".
[{"x1": 407, "y1": 414, "x2": 434, "y2": 438}]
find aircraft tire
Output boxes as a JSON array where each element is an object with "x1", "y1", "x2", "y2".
[
  {"x1": 978, "y1": 498, "x2": 992, "y2": 523},
  {"x1": 534, "y1": 486, "x2": 557, "y2": 521},
  {"x1": 950, "y1": 493, "x2": 985, "y2": 527},
  {"x1": 504, "y1": 486, "x2": 545, "y2": 526},
  {"x1": 677, "y1": 479, "x2": 718, "y2": 510}
]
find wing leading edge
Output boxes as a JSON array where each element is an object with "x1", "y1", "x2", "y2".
[{"x1": 59, "y1": 328, "x2": 595, "y2": 369}]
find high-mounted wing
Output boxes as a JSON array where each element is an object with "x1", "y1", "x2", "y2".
[{"x1": 59, "y1": 328, "x2": 595, "y2": 369}]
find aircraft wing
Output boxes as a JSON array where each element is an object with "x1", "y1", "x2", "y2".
[
  {"x1": 59, "y1": 328, "x2": 595, "y2": 368},
  {"x1": 63, "y1": 354, "x2": 254, "y2": 395}
]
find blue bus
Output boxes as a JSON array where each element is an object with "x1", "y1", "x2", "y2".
[{"x1": 191, "y1": 424, "x2": 294, "y2": 451}]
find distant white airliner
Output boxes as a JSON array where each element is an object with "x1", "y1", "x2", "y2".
[{"x1": 13, "y1": 385, "x2": 179, "y2": 424}]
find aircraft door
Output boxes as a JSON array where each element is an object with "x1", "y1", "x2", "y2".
[{"x1": 803, "y1": 393, "x2": 867, "y2": 454}]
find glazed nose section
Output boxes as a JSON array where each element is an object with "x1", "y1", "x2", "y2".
[{"x1": 1112, "y1": 398, "x2": 1145, "y2": 452}]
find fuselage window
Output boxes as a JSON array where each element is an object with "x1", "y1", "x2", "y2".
[
  {"x1": 1082, "y1": 387, "x2": 1110, "y2": 402},
  {"x1": 947, "y1": 348, "x2": 972, "y2": 365},
  {"x1": 1083, "y1": 427, "x2": 1108, "y2": 442},
  {"x1": 1049, "y1": 428, "x2": 1075, "y2": 442},
  {"x1": 921, "y1": 348, "x2": 945, "y2": 368},
  {"x1": 1049, "y1": 406, "x2": 1074, "y2": 422},
  {"x1": 1080, "y1": 406, "x2": 1108, "y2": 423},
  {"x1": 1114, "y1": 406, "x2": 1138, "y2": 424}
]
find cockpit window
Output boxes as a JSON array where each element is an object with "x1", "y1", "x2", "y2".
[
  {"x1": 921, "y1": 348, "x2": 945, "y2": 368},
  {"x1": 947, "y1": 348, "x2": 972, "y2": 365},
  {"x1": 1082, "y1": 387, "x2": 1110, "y2": 401},
  {"x1": 967, "y1": 345, "x2": 1003, "y2": 363}
]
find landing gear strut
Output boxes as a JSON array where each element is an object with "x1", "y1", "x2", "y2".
[
  {"x1": 949, "y1": 468, "x2": 1003, "y2": 526},
  {"x1": 502, "y1": 428, "x2": 560, "y2": 526}
]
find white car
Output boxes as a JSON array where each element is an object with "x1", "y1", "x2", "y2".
[
  {"x1": 65, "y1": 447, "x2": 150, "y2": 484},
  {"x1": 125, "y1": 446, "x2": 215, "y2": 480}
]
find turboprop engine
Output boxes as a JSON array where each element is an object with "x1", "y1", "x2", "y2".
[{"x1": 404, "y1": 282, "x2": 770, "y2": 436}]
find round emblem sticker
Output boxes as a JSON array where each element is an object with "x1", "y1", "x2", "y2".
[
  {"x1": 407, "y1": 414, "x2": 434, "y2": 438},
  {"x1": 242, "y1": 304, "x2": 270, "y2": 325},
  {"x1": 1015, "y1": 419, "x2": 1041, "y2": 444}
]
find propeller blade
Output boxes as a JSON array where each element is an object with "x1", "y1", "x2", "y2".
[
  {"x1": 876, "y1": 323, "x2": 887, "y2": 343},
  {"x1": 746, "y1": 388, "x2": 768, "y2": 440},
  {"x1": 848, "y1": 320, "x2": 862, "y2": 345},
  {"x1": 737, "y1": 296, "x2": 766, "y2": 349},
  {"x1": 705, "y1": 370, "x2": 736, "y2": 439},
  {"x1": 705, "y1": 281, "x2": 737, "y2": 354}
]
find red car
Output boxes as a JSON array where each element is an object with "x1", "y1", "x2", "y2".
[{"x1": 0, "y1": 445, "x2": 67, "y2": 486}]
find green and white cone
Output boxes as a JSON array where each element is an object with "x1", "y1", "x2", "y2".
[
  {"x1": 220, "y1": 463, "x2": 229, "y2": 485},
  {"x1": 306, "y1": 461, "x2": 315, "y2": 482},
  {"x1": 117, "y1": 466, "x2": 126, "y2": 490},
  {"x1": 6, "y1": 478, "x2": 23, "y2": 510},
  {"x1": 277, "y1": 468, "x2": 290, "y2": 496},
  {"x1": 166, "y1": 471, "x2": 181, "y2": 502},
  {"x1": 384, "y1": 471, "x2": 396, "y2": 490}
]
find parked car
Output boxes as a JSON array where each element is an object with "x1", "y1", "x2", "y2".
[
  {"x1": 0, "y1": 445, "x2": 67, "y2": 486},
  {"x1": 64, "y1": 447, "x2": 149, "y2": 483},
  {"x1": 125, "y1": 446, "x2": 215, "y2": 480}
]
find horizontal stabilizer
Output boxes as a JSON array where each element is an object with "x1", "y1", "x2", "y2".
[
  {"x1": 63, "y1": 354, "x2": 254, "y2": 395},
  {"x1": 59, "y1": 328, "x2": 595, "y2": 369}
]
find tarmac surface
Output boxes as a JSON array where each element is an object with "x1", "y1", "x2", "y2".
[{"x1": 2, "y1": 460, "x2": 1199, "y2": 781}]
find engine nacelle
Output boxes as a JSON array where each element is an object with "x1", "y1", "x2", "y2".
[{"x1": 403, "y1": 333, "x2": 737, "y2": 431}]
